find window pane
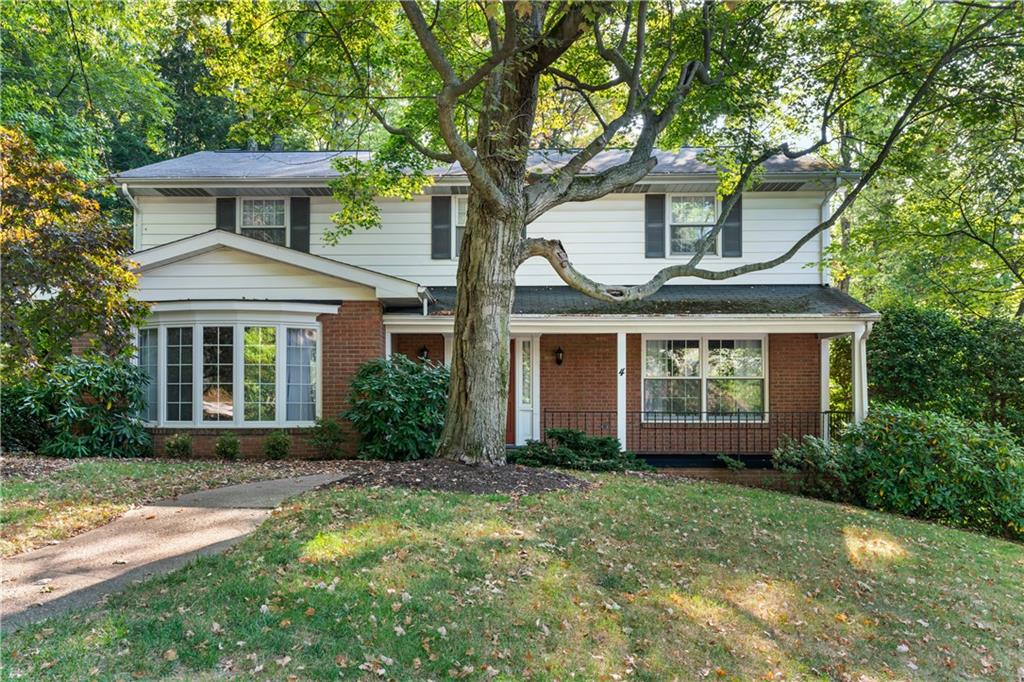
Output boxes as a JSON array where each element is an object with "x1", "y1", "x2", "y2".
[
  {"x1": 644, "y1": 339, "x2": 700, "y2": 378},
  {"x1": 240, "y1": 227, "x2": 285, "y2": 245},
  {"x1": 708, "y1": 379, "x2": 764, "y2": 414},
  {"x1": 670, "y1": 225, "x2": 716, "y2": 255},
  {"x1": 241, "y1": 199, "x2": 286, "y2": 227},
  {"x1": 455, "y1": 196, "x2": 468, "y2": 226},
  {"x1": 454, "y1": 225, "x2": 465, "y2": 257},
  {"x1": 671, "y1": 196, "x2": 715, "y2": 225},
  {"x1": 203, "y1": 326, "x2": 234, "y2": 421},
  {"x1": 138, "y1": 328, "x2": 158, "y2": 422},
  {"x1": 708, "y1": 339, "x2": 763, "y2": 377},
  {"x1": 244, "y1": 326, "x2": 276, "y2": 422},
  {"x1": 286, "y1": 328, "x2": 317, "y2": 421},
  {"x1": 166, "y1": 327, "x2": 193, "y2": 421},
  {"x1": 644, "y1": 378, "x2": 701, "y2": 417}
]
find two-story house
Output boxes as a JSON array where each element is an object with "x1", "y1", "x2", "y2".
[{"x1": 115, "y1": 148, "x2": 877, "y2": 463}]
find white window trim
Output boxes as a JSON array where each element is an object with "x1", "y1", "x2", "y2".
[
  {"x1": 666, "y1": 193, "x2": 721, "y2": 259},
  {"x1": 640, "y1": 333, "x2": 769, "y2": 424},
  {"x1": 137, "y1": 315, "x2": 322, "y2": 429},
  {"x1": 451, "y1": 195, "x2": 467, "y2": 260},
  {"x1": 238, "y1": 197, "x2": 291, "y2": 248}
]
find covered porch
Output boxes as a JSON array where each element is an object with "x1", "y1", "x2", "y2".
[{"x1": 383, "y1": 285, "x2": 876, "y2": 461}]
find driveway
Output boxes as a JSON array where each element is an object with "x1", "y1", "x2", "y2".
[{"x1": 1, "y1": 473, "x2": 346, "y2": 631}]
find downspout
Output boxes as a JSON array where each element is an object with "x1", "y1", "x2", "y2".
[
  {"x1": 818, "y1": 175, "x2": 842, "y2": 286},
  {"x1": 120, "y1": 183, "x2": 141, "y2": 251}
]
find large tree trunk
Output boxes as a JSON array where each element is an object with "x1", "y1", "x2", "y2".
[{"x1": 437, "y1": 187, "x2": 527, "y2": 466}]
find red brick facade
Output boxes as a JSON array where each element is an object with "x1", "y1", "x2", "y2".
[{"x1": 154, "y1": 322, "x2": 822, "y2": 459}]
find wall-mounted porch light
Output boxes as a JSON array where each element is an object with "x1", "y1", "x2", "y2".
[
  {"x1": 554, "y1": 346, "x2": 565, "y2": 365},
  {"x1": 418, "y1": 346, "x2": 430, "y2": 360}
]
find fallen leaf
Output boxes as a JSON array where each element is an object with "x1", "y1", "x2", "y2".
[{"x1": 162, "y1": 649, "x2": 177, "y2": 661}]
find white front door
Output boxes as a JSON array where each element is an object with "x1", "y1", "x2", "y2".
[{"x1": 514, "y1": 336, "x2": 540, "y2": 445}]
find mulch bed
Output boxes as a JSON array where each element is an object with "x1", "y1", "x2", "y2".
[
  {"x1": 0, "y1": 455, "x2": 77, "y2": 482},
  {"x1": 331, "y1": 458, "x2": 590, "y2": 495}
]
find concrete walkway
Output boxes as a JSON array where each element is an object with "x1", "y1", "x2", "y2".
[{"x1": 1, "y1": 473, "x2": 345, "y2": 631}]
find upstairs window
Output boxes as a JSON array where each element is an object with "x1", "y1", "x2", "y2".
[
  {"x1": 670, "y1": 195, "x2": 718, "y2": 256},
  {"x1": 241, "y1": 199, "x2": 287, "y2": 245},
  {"x1": 454, "y1": 196, "x2": 468, "y2": 257}
]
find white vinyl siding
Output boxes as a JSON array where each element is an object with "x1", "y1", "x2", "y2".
[
  {"x1": 136, "y1": 191, "x2": 827, "y2": 287},
  {"x1": 134, "y1": 247, "x2": 377, "y2": 301}
]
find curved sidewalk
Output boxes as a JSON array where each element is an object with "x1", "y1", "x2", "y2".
[{"x1": 1, "y1": 473, "x2": 345, "y2": 631}]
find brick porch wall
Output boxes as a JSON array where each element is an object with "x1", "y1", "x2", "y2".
[
  {"x1": 540, "y1": 334, "x2": 617, "y2": 437},
  {"x1": 392, "y1": 333, "x2": 445, "y2": 364},
  {"x1": 151, "y1": 301, "x2": 385, "y2": 460}
]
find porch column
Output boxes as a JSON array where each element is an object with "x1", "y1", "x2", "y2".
[
  {"x1": 384, "y1": 330, "x2": 392, "y2": 358},
  {"x1": 442, "y1": 333, "x2": 453, "y2": 366},
  {"x1": 617, "y1": 332, "x2": 627, "y2": 450},
  {"x1": 820, "y1": 337, "x2": 831, "y2": 441},
  {"x1": 820, "y1": 337, "x2": 831, "y2": 413},
  {"x1": 858, "y1": 323, "x2": 871, "y2": 418},
  {"x1": 851, "y1": 326, "x2": 867, "y2": 423}
]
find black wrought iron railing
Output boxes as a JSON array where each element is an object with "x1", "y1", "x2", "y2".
[{"x1": 542, "y1": 410, "x2": 854, "y2": 455}]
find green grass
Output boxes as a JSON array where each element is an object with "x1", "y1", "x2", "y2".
[
  {"x1": 4, "y1": 475, "x2": 1022, "y2": 681},
  {"x1": 0, "y1": 460, "x2": 313, "y2": 557}
]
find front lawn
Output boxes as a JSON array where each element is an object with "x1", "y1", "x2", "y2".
[
  {"x1": 0, "y1": 457, "x2": 343, "y2": 557},
  {"x1": 4, "y1": 473, "x2": 1022, "y2": 680}
]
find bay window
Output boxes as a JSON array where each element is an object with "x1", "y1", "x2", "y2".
[
  {"x1": 642, "y1": 335, "x2": 766, "y2": 421},
  {"x1": 670, "y1": 195, "x2": 718, "y2": 255},
  {"x1": 139, "y1": 320, "x2": 319, "y2": 426}
]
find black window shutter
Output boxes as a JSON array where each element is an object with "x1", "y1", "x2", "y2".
[
  {"x1": 431, "y1": 196, "x2": 452, "y2": 260},
  {"x1": 720, "y1": 193, "x2": 743, "y2": 257},
  {"x1": 644, "y1": 194, "x2": 666, "y2": 258},
  {"x1": 216, "y1": 198, "x2": 236, "y2": 231},
  {"x1": 290, "y1": 197, "x2": 310, "y2": 252}
]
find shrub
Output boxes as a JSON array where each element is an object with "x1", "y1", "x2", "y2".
[
  {"x1": 344, "y1": 355, "x2": 449, "y2": 461},
  {"x1": 1, "y1": 356, "x2": 151, "y2": 458},
  {"x1": 510, "y1": 428, "x2": 653, "y2": 472},
  {"x1": 772, "y1": 434, "x2": 853, "y2": 501},
  {"x1": 214, "y1": 432, "x2": 241, "y2": 460},
  {"x1": 774, "y1": 404, "x2": 1024, "y2": 539},
  {"x1": 264, "y1": 430, "x2": 290, "y2": 460},
  {"x1": 0, "y1": 380, "x2": 52, "y2": 453},
  {"x1": 831, "y1": 307, "x2": 1024, "y2": 437},
  {"x1": 716, "y1": 454, "x2": 747, "y2": 471},
  {"x1": 164, "y1": 433, "x2": 192, "y2": 458},
  {"x1": 307, "y1": 417, "x2": 347, "y2": 460}
]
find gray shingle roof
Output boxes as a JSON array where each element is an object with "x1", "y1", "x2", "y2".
[
  {"x1": 387, "y1": 285, "x2": 876, "y2": 317},
  {"x1": 115, "y1": 148, "x2": 836, "y2": 181}
]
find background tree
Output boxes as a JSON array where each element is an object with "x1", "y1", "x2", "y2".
[
  {"x1": 831, "y1": 41, "x2": 1024, "y2": 319},
  {"x1": 0, "y1": 127, "x2": 147, "y2": 373},
  {"x1": 195, "y1": 0, "x2": 1019, "y2": 465}
]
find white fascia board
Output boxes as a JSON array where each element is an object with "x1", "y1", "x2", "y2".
[
  {"x1": 132, "y1": 230, "x2": 422, "y2": 300},
  {"x1": 383, "y1": 313, "x2": 880, "y2": 335},
  {"x1": 147, "y1": 301, "x2": 339, "y2": 326}
]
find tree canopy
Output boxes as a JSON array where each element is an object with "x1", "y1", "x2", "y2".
[{"x1": 0, "y1": 127, "x2": 147, "y2": 373}]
